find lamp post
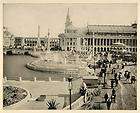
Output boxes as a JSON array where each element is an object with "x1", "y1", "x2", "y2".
[
  {"x1": 92, "y1": 33, "x2": 96, "y2": 76},
  {"x1": 68, "y1": 75, "x2": 73, "y2": 110},
  {"x1": 102, "y1": 62, "x2": 107, "y2": 87}
]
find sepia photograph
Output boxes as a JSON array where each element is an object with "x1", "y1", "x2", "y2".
[{"x1": 3, "y1": 3, "x2": 137, "y2": 110}]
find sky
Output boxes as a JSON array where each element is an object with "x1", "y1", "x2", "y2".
[{"x1": 3, "y1": 3, "x2": 137, "y2": 37}]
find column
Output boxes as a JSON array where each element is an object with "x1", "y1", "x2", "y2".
[
  {"x1": 104, "y1": 39, "x2": 106, "y2": 46},
  {"x1": 77, "y1": 37, "x2": 81, "y2": 51},
  {"x1": 21, "y1": 38, "x2": 25, "y2": 47},
  {"x1": 19, "y1": 77, "x2": 22, "y2": 81},
  {"x1": 4, "y1": 77, "x2": 7, "y2": 82},
  {"x1": 63, "y1": 77, "x2": 66, "y2": 82},
  {"x1": 91, "y1": 37, "x2": 94, "y2": 57},
  {"x1": 109, "y1": 39, "x2": 111, "y2": 46},
  {"x1": 47, "y1": 37, "x2": 50, "y2": 51},
  {"x1": 34, "y1": 77, "x2": 37, "y2": 82},
  {"x1": 100, "y1": 39, "x2": 101, "y2": 46},
  {"x1": 130, "y1": 39, "x2": 132, "y2": 46},
  {"x1": 49, "y1": 77, "x2": 52, "y2": 82}
]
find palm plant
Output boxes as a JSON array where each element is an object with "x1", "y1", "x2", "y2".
[{"x1": 46, "y1": 99, "x2": 59, "y2": 110}]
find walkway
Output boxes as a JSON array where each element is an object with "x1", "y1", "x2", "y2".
[
  {"x1": 79, "y1": 63, "x2": 136, "y2": 110},
  {"x1": 3, "y1": 80, "x2": 69, "y2": 110}
]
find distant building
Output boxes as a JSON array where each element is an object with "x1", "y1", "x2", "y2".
[
  {"x1": 13, "y1": 36, "x2": 60, "y2": 50},
  {"x1": 3, "y1": 27, "x2": 15, "y2": 48},
  {"x1": 14, "y1": 37, "x2": 47, "y2": 50},
  {"x1": 58, "y1": 9, "x2": 137, "y2": 54}
]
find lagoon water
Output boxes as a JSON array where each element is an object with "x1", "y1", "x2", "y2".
[{"x1": 3, "y1": 55, "x2": 65, "y2": 81}]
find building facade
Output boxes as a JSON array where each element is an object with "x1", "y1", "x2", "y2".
[
  {"x1": 58, "y1": 9, "x2": 137, "y2": 54},
  {"x1": 14, "y1": 36, "x2": 60, "y2": 50},
  {"x1": 3, "y1": 27, "x2": 15, "y2": 48},
  {"x1": 50, "y1": 38, "x2": 60, "y2": 49}
]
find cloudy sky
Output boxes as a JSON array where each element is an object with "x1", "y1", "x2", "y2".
[{"x1": 3, "y1": 3, "x2": 137, "y2": 37}]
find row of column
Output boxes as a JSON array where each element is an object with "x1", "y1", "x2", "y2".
[
  {"x1": 94, "y1": 38, "x2": 137, "y2": 46},
  {"x1": 94, "y1": 47, "x2": 137, "y2": 53},
  {"x1": 80, "y1": 38, "x2": 136, "y2": 47}
]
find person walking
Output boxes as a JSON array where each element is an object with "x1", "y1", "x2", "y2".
[
  {"x1": 115, "y1": 79, "x2": 118, "y2": 87},
  {"x1": 30, "y1": 93, "x2": 32, "y2": 98},
  {"x1": 111, "y1": 68, "x2": 114, "y2": 74},
  {"x1": 104, "y1": 93, "x2": 109, "y2": 102},
  {"x1": 109, "y1": 63, "x2": 111, "y2": 68},
  {"x1": 112, "y1": 88, "x2": 116, "y2": 96},
  {"x1": 111, "y1": 80, "x2": 114, "y2": 89},
  {"x1": 118, "y1": 72, "x2": 122, "y2": 80},
  {"x1": 127, "y1": 72, "x2": 131, "y2": 82},
  {"x1": 106, "y1": 98, "x2": 112, "y2": 110},
  {"x1": 131, "y1": 76, "x2": 136, "y2": 84},
  {"x1": 124, "y1": 71, "x2": 128, "y2": 80},
  {"x1": 121, "y1": 63, "x2": 124, "y2": 69},
  {"x1": 111, "y1": 94, "x2": 116, "y2": 103},
  {"x1": 114, "y1": 73, "x2": 117, "y2": 80}
]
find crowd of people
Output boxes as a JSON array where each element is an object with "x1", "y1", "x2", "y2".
[{"x1": 84, "y1": 51, "x2": 136, "y2": 110}]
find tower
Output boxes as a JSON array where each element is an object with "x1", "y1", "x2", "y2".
[
  {"x1": 47, "y1": 28, "x2": 50, "y2": 51},
  {"x1": 65, "y1": 8, "x2": 72, "y2": 33},
  {"x1": 37, "y1": 25, "x2": 41, "y2": 47}
]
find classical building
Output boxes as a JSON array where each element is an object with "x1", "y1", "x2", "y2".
[{"x1": 58, "y1": 9, "x2": 137, "y2": 54}]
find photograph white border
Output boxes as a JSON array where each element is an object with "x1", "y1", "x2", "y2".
[{"x1": 0, "y1": 0, "x2": 139, "y2": 113}]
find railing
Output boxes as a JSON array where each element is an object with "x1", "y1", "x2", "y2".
[
  {"x1": 3, "y1": 76, "x2": 82, "y2": 83},
  {"x1": 3, "y1": 76, "x2": 67, "y2": 82}
]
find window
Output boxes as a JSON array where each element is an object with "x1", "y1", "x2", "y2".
[
  {"x1": 67, "y1": 42, "x2": 69, "y2": 45},
  {"x1": 98, "y1": 47, "x2": 100, "y2": 52},
  {"x1": 107, "y1": 47, "x2": 109, "y2": 51},
  {"x1": 94, "y1": 47, "x2": 96, "y2": 52},
  {"x1": 81, "y1": 38, "x2": 83, "y2": 45},
  {"x1": 127, "y1": 39, "x2": 129, "y2": 45},
  {"x1": 120, "y1": 39, "x2": 122, "y2": 43},
  {"x1": 107, "y1": 39, "x2": 109, "y2": 46},
  {"x1": 114, "y1": 39, "x2": 116, "y2": 43},
  {"x1": 98, "y1": 39, "x2": 100, "y2": 45},
  {"x1": 104, "y1": 47, "x2": 106, "y2": 51},
  {"x1": 94, "y1": 39, "x2": 97, "y2": 46},
  {"x1": 104, "y1": 39, "x2": 106, "y2": 46},
  {"x1": 110, "y1": 39, "x2": 113, "y2": 45},
  {"x1": 101, "y1": 47, "x2": 103, "y2": 52},
  {"x1": 91, "y1": 38, "x2": 93, "y2": 45},
  {"x1": 67, "y1": 47, "x2": 69, "y2": 51},
  {"x1": 101, "y1": 39, "x2": 103, "y2": 45}
]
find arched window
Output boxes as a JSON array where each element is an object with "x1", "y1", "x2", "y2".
[
  {"x1": 104, "y1": 47, "x2": 106, "y2": 51},
  {"x1": 94, "y1": 47, "x2": 96, "y2": 52},
  {"x1": 98, "y1": 47, "x2": 100, "y2": 52},
  {"x1": 101, "y1": 47, "x2": 103, "y2": 52},
  {"x1": 107, "y1": 47, "x2": 109, "y2": 51}
]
